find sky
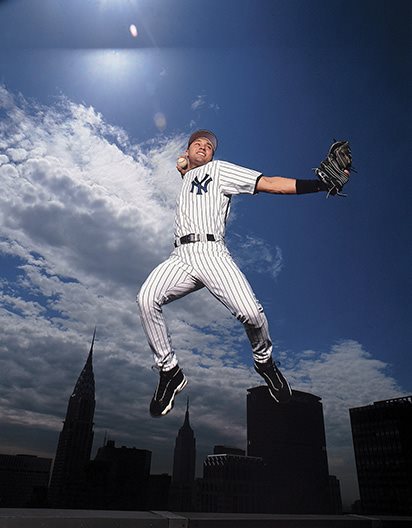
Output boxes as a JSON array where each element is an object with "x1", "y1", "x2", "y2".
[{"x1": 0, "y1": 0, "x2": 411, "y2": 510}]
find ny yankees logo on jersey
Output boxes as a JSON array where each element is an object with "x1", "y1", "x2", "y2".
[{"x1": 190, "y1": 174, "x2": 213, "y2": 195}]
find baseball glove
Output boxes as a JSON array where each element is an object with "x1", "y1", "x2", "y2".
[{"x1": 314, "y1": 140, "x2": 353, "y2": 197}]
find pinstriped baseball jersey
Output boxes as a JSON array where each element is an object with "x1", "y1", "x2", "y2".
[
  {"x1": 175, "y1": 160, "x2": 261, "y2": 239},
  {"x1": 138, "y1": 158, "x2": 272, "y2": 373}
]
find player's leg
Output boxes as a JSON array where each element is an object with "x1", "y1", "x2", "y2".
[
  {"x1": 138, "y1": 255, "x2": 202, "y2": 370},
  {"x1": 193, "y1": 244, "x2": 291, "y2": 402},
  {"x1": 137, "y1": 255, "x2": 202, "y2": 416},
  {"x1": 196, "y1": 249, "x2": 272, "y2": 361}
]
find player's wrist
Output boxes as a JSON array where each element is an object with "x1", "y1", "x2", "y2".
[{"x1": 295, "y1": 179, "x2": 327, "y2": 194}]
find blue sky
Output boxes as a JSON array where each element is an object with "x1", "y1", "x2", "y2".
[{"x1": 0, "y1": 0, "x2": 410, "y2": 509}]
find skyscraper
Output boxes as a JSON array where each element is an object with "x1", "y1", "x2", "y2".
[
  {"x1": 0, "y1": 454, "x2": 52, "y2": 507},
  {"x1": 247, "y1": 386, "x2": 331, "y2": 513},
  {"x1": 198, "y1": 453, "x2": 265, "y2": 513},
  {"x1": 172, "y1": 398, "x2": 196, "y2": 485},
  {"x1": 86, "y1": 439, "x2": 152, "y2": 510},
  {"x1": 49, "y1": 330, "x2": 96, "y2": 508},
  {"x1": 350, "y1": 396, "x2": 412, "y2": 515},
  {"x1": 169, "y1": 398, "x2": 196, "y2": 510}
]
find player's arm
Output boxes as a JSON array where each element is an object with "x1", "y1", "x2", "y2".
[
  {"x1": 256, "y1": 139, "x2": 352, "y2": 196},
  {"x1": 256, "y1": 176, "x2": 324, "y2": 195}
]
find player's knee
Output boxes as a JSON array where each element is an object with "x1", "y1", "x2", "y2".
[
  {"x1": 136, "y1": 284, "x2": 153, "y2": 314},
  {"x1": 237, "y1": 307, "x2": 265, "y2": 328},
  {"x1": 137, "y1": 282, "x2": 163, "y2": 315}
]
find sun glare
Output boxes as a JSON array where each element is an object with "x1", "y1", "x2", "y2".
[
  {"x1": 97, "y1": 0, "x2": 138, "y2": 8},
  {"x1": 82, "y1": 49, "x2": 145, "y2": 86},
  {"x1": 129, "y1": 24, "x2": 138, "y2": 38}
]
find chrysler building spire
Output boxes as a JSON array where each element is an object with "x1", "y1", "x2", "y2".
[{"x1": 49, "y1": 330, "x2": 96, "y2": 508}]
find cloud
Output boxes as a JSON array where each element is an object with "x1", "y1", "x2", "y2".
[
  {"x1": 230, "y1": 234, "x2": 283, "y2": 279},
  {"x1": 191, "y1": 95, "x2": 206, "y2": 111},
  {"x1": 190, "y1": 94, "x2": 220, "y2": 113},
  {"x1": 288, "y1": 340, "x2": 403, "y2": 438}
]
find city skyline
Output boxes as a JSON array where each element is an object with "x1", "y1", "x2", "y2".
[
  {"x1": 0, "y1": 323, "x2": 409, "y2": 510},
  {"x1": 2, "y1": 327, "x2": 411, "y2": 513},
  {"x1": 1, "y1": 340, "x2": 341, "y2": 513},
  {"x1": 0, "y1": 0, "x2": 410, "y2": 512}
]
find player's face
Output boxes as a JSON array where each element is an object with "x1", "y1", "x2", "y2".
[{"x1": 186, "y1": 137, "x2": 214, "y2": 168}]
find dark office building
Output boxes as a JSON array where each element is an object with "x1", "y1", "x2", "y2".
[
  {"x1": 49, "y1": 331, "x2": 96, "y2": 508},
  {"x1": 213, "y1": 445, "x2": 245, "y2": 456},
  {"x1": 169, "y1": 399, "x2": 196, "y2": 510},
  {"x1": 350, "y1": 395, "x2": 412, "y2": 515},
  {"x1": 329, "y1": 475, "x2": 343, "y2": 514},
  {"x1": 86, "y1": 440, "x2": 152, "y2": 510},
  {"x1": 147, "y1": 474, "x2": 171, "y2": 510},
  {"x1": 196, "y1": 453, "x2": 265, "y2": 513},
  {"x1": 0, "y1": 454, "x2": 52, "y2": 507},
  {"x1": 247, "y1": 386, "x2": 331, "y2": 513}
]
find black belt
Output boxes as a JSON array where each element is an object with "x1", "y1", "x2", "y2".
[{"x1": 174, "y1": 234, "x2": 216, "y2": 247}]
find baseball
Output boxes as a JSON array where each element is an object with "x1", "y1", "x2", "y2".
[{"x1": 177, "y1": 156, "x2": 188, "y2": 169}]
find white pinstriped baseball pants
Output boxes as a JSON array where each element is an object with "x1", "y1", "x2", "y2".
[{"x1": 137, "y1": 241, "x2": 272, "y2": 371}]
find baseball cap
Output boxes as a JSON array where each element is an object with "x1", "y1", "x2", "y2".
[{"x1": 188, "y1": 129, "x2": 218, "y2": 152}]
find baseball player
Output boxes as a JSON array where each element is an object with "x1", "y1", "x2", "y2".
[{"x1": 138, "y1": 130, "x2": 351, "y2": 417}]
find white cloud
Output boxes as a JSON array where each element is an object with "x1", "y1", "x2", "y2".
[
  {"x1": 230, "y1": 234, "x2": 283, "y2": 279},
  {"x1": 6, "y1": 148, "x2": 28, "y2": 162},
  {"x1": 190, "y1": 94, "x2": 220, "y2": 113},
  {"x1": 288, "y1": 340, "x2": 403, "y2": 437},
  {"x1": 191, "y1": 95, "x2": 206, "y2": 111}
]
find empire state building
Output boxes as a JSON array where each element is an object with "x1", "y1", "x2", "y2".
[
  {"x1": 170, "y1": 399, "x2": 196, "y2": 510},
  {"x1": 49, "y1": 330, "x2": 96, "y2": 508},
  {"x1": 172, "y1": 398, "x2": 196, "y2": 485}
]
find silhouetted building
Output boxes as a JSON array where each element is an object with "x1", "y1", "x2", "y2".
[
  {"x1": 196, "y1": 453, "x2": 265, "y2": 513},
  {"x1": 213, "y1": 445, "x2": 245, "y2": 456},
  {"x1": 350, "y1": 395, "x2": 412, "y2": 515},
  {"x1": 86, "y1": 439, "x2": 151, "y2": 510},
  {"x1": 172, "y1": 398, "x2": 196, "y2": 484},
  {"x1": 0, "y1": 454, "x2": 51, "y2": 507},
  {"x1": 147, "y1": 474, "x2": 171, "y2": 510},
  {"x1": 247, "y1": 387, "x2": 331, "y2": 513},
  {"x1": 329, "y1": 475, "x2": 343, "y2": 514},
  {"x1": 169, "y1": 399, "x2": 196, "y2": 510},
  {"x1": 49, "y1": 330, "x2": 96, "y2": 508}
]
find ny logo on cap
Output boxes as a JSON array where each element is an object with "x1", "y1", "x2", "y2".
[{"x1": 190, "y1": 174, "x2": 212, "y2": 195}]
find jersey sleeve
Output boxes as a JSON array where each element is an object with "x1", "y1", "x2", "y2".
[{"x1": 217, "y1": 160, "x2": 262, "y2": 195}]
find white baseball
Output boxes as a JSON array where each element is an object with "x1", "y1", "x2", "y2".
[{"x1": 177, "y1": 156, "x2": 188, "y2": 169}]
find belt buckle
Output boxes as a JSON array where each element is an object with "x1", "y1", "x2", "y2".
[{"x1": 187, "y1": 234, "x2": 198, "y2": 243}]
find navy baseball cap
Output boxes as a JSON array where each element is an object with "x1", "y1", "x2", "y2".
[{"x1": 188, "y1": 130, "x2": 218, "y2": 152}]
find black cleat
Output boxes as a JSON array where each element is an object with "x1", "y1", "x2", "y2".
[
  {"x1": 254, "y1": 358, "x2": 292, "y2": 403},
  {"x1": 150, "y1": 365, "x2": 187, "y2": 417}
]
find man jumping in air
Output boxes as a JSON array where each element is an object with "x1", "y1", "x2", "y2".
[{"x1": 138, "y1": 130, "x2": 351, "y2": 417}]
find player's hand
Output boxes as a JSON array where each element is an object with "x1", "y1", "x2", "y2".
[
  {"x1": 176, "y1": 164, "x2": 188, "y2": 176},
  {"x1": 176, "y1": 154, "x2": 189, "y2": 176}
]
